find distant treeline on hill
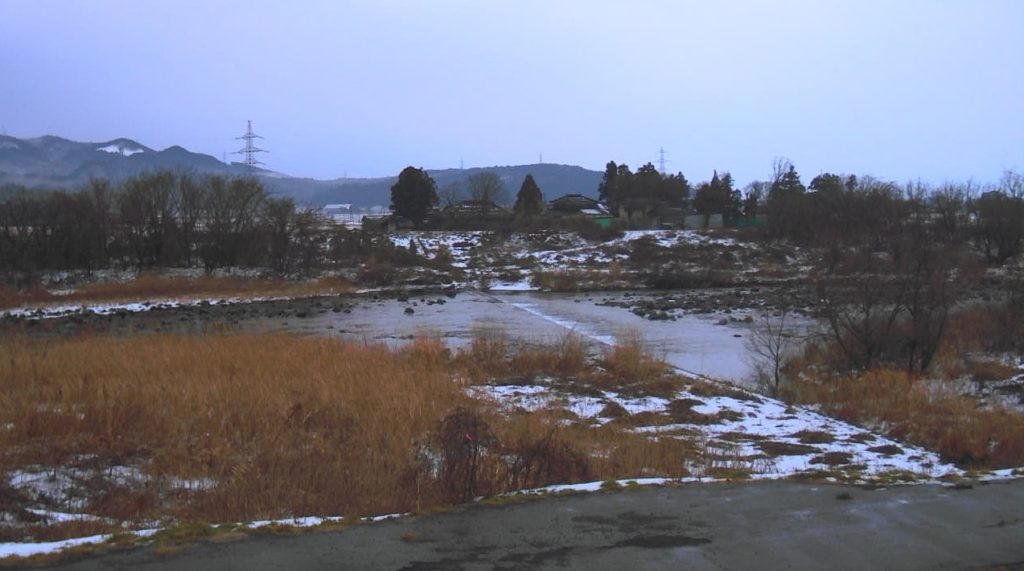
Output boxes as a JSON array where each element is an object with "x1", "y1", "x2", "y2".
[
  {"x1": 0, "y1": 163, "x2": 1022, "y2": 284},
  {"x1": 0, "y1": 133, "x2": 607, "y2": 208}
]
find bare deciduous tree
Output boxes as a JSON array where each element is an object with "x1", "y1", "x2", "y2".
[
  {"x1": 438, "y1": 180, "x2": 463, "y2": 209},
  {"x1": 746, "y1": 307, "x2": 798, "y2": 395},
  {"x1": 465, "y1": 172, "x2": 508, "y2": 209}
]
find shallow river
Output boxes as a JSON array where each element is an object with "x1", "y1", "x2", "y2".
[{"x1": 270, "y1": 291, "x2": 765, "y2": 386}]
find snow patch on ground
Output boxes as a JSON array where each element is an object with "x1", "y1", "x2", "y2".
[
  {"x1": 473, "y1": 378, "x2": 958, "y2": 481},
  {"x1": 0, "y1": 294, "x2": 338, "y2": 320},
  {"x1": 387, "y1": 231, "x2": 485, "y2": 269},
  {"x1": 489, "y1": 280, "x2": 536, "y2": 292}
]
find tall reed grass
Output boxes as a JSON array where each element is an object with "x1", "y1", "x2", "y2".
[
  {"x1": 0, "y1": 330, "x2": 696, "y2": 539},
  {"x1": 788, "y1": 367, "x2": 1024, "y2": 468}
]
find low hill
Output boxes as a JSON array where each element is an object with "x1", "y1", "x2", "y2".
[
  {"x1": 295, "y1": 163, "x2": 602, "y2": 208},
  {"x1": 0, "y1": 134, "x2": 255, "y2": 186},
  {"x1": 0, "y1": 134, "x2": 602, "y2": 206}
]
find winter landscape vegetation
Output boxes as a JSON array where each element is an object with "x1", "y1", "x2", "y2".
[
  {"x1": 0, "y1": 137, "x2": 1023, "y2": 565},
  {"x1": 2, "y1": 1, "x2": 1024, "y2": 568}
]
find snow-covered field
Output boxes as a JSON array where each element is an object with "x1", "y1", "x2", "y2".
[
  {"x1": 473, "y1": 378, "x2": 956, "y2": 481},
  {"x1": 383, "y1": 229, "x2": 766, "y2": 292}
]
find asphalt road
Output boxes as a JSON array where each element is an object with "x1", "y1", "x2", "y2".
[{"x1": 43, "y1": 479, "x2": 1024, "y2": 571}]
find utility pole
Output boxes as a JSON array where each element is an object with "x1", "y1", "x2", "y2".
[{"x1": 234, "y1": 120, "x2": 267, "y2": 172}]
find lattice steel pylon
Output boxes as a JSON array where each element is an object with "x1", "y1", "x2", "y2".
[{"x1": 234, "y1": 120, "x2": 267, "y2": 172}]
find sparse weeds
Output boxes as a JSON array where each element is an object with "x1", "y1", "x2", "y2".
[
  {"x1": 151, "y1": 521, "x2": 216, "y2": 546},
  {"x1": 792, "y1": 430, "x2": 835, "y2": 445},
  {"x1": 810, "y1": 452, "x2": 854, "y2": 466},
  {"x1": 870, "y1": 470, "x2": 925, "y2": 485},
  {"x1": 688, "y1": 379, "x2": 763, "y2": 403},
  {"x1": 600, "y1": 479, "x2": 623, "y2": 491},
  {"x1": 697, "y1": 439, "x2": 756, "y2": 480},
  {"x1": 757, "y1": 441, "x2": 819, "y2": 457}
]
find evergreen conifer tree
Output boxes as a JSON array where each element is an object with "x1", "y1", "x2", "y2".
[
  {"x1": 390, "y1": 166, "x2": 438, "y2": 227},
  {"x1": 514, "y1": 174, "x2": 544, "y2": 220}
]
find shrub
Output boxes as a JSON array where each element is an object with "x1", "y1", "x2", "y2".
[{"x1": 788, "y1": 366, "x2": 1024, "y2": 468}]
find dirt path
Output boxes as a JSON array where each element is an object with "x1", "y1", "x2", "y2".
[{"x1": 43, "y1": 479, "x2": 1024, "y2": 570}]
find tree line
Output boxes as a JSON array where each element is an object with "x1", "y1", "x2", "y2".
[
  {"x1": 390, "y1": 167, "x2": 546, "y2": 226},
  {"x1": 757, "y1": 163, "x2": 1024, "y2": 380},
  {"x1": 592, "y1": 156, "x2": 1024, "y2": 262},
  {"x1": 758, "y1": 161, "x2": 1024, "y2": 266},
  {"x1": 0, "y1": 172, "x2": 389, "y2": 284}
]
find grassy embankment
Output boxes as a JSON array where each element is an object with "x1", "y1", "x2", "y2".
[
  {"x1": 0, "y1": 330, "x2": 693, "y2": 544},
  {"x1": 0, "y1": 274, "x2": 354, "y2": 311}
]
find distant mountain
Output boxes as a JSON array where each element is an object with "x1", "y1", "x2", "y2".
[
  {"x1": 0, "y1": 134, "x2": 255, "y2": 187},
  {"x1": 0, "y1": 134, "x2": 603, "y2": 207}
]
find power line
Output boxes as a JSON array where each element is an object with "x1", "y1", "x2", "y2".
[{"x1": 233, "y1": 120, "x2": 267, "y2": 172}]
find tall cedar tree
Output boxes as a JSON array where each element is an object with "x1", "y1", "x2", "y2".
[
  {"x1": 598, "y1": 161, "x2": 621, "y2": 212},
  {"x1": 514, "y1": 174, "x2": 544, "y2": 219},
  {"x1": 599, "y1": 160, "x2": 689, "y2": 216},
  {"x1": 766, "y1": 164, "x2": 806, "y2": 238},
  {"x1": 694, "y1": 171, "x2": 741, "y2": 221},
  {"x1": 390, "y1": 166, "x2": 438, "y2": 227}
]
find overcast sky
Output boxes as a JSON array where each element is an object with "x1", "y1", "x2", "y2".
[{"x1": 1, "y1": 1, "x2": 1021, "y2": 185}]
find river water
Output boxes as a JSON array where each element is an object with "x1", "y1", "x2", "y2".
[{"x1": 272, "y1": 291, "x2": 763, "y2": 386}]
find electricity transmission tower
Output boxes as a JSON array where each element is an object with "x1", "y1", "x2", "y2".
[
  {"x1": 234, "y1": 120, "x2": 267, "y2": 172},
  {"x1": 658, "y1": 147, "x2": 669, "y2": 175}
]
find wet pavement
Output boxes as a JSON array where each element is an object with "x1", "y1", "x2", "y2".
[{"x1": 43, "y1": 479, "x2": 1024, "y2": 571}]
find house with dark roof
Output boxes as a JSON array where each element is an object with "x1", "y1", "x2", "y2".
[{"x1": 548, "y1": 194, "x2": 607, "y2": 215}]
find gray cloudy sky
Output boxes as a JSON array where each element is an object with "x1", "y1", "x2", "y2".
[{"x1": 1, "y1": 1, "x2": 1021, "y2": 185}]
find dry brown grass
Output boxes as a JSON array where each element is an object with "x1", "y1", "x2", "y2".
[
  {"x1": 452, "y1": 332, "x2": 589, "y2": 384},
  {"x1": 788, "y1": 367, "x2": 1024, "y2": 468},
  {"x1": 0, "y1": 330, "x2": 698, "y2": 542},
  {"x1": 780, "y1": 301, "x2": 1024, "y2": 469},
  {"x1": 530, "y1": 269, "x2": 621, "y2": 292},
  {"x1": 0, "y1": 274, "x2": 354, "y2": 311},
  {"x1": 964, "y1": 359, "x2": 1019, "y2": 383},
  {"x1": 507, "y1": 333, "x2": 588, "y2": 380},
  {"x1": 492, "y1": 411, "x2": 693, "y2": 485},
  {"x1": 0, "y1": 332, "x2": 471, "y2": 523},
  {"x1": 596, "y1": 333, "x2": 679, "y2": 397}
]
